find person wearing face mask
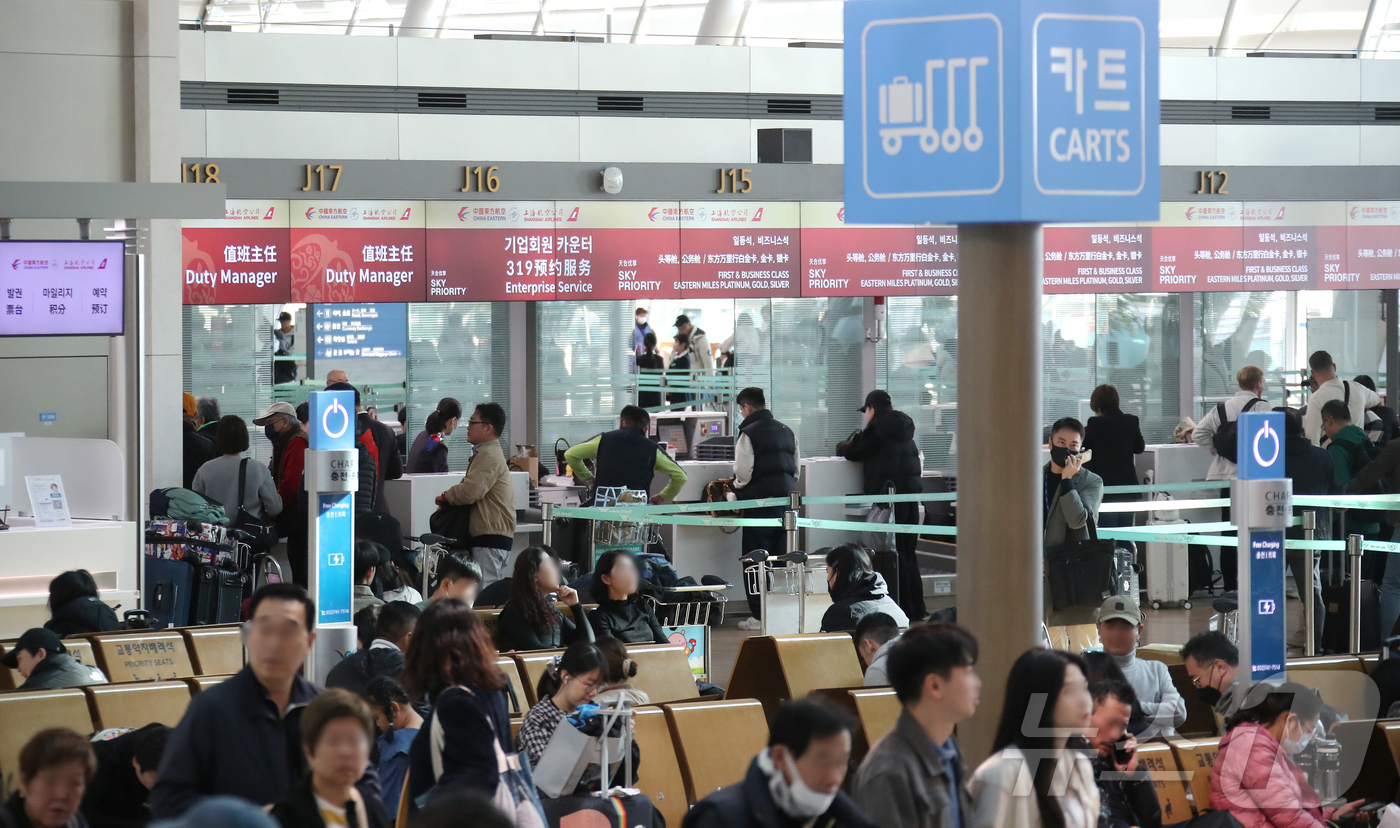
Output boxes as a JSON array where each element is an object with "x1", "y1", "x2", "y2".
[
  {"x1": 681, "y1": 698, "x2": 877, "y2": 828},
  {"x1": 363, "y1": 677, "x2": 422, "y2": 818},
  {"x1": 1211, "y1": 682, "x2": 1370, "y2": 828},
  {"x1": 4, "y1": 728, "x2": 98, "y2": 828},
  {"x1": 820, "y1": 544, "x2": 909, "y2": 633},
  {"x1": 732, "y1": 387, "x2": 799, "y2": 630},
  {"x1": 1044, "y1": 417, "x2": 1104, "y2": 625},
  {"x1": 407, "y1": 397, "x2": 463, "y2": 474},
  {"x1": 633, "y1": 307, "x2": 654, "y2": 357},
  {"x1": 854, "y1": 624, "x2": 980, "y2": 828},
  {"x1": 1180, "y1": 632, "x2": 1343, "y2": 734},
  {"x1": 270, "y1": 689, "x2": 390, "y2": 828},
  {"x1": 969, "y1": 649, "x2": 1098, "y2": 828},
  {"x1": 1092, "y1": 597, "x2": 1184, "y2": 739}
]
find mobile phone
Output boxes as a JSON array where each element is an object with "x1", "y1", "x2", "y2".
[
  {"x1": 1078, "y1": 449, "x2": 1093, "y2": 465},
  {"x1": 1113, "y1": 744, "x2": 1132, "y2": 765},
  {"x1": 1358, "y1": 803, "x2": 1386, "y2": 813}
]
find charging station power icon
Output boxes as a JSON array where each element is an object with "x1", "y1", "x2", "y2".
[
  {"x1": 322, "y1": 398, "x2": 350, "y2": 441},
  {"x1": 1252, "y1": 421, "x2": 1280, "y2": 469}
]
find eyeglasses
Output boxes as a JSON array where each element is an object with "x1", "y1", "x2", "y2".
[
  {"x1": 573, "y1": 675, "x2": 610, "y2": 694},
  {"x1": 1189, "y1": 662, "x2": 1216, "y2": 688},
  {"x1": 467, "y1": 419, "x2": 485, "y2": 427}
]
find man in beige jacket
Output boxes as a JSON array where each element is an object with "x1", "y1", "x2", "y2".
[{"x1": 435, "y1": 402, "x2": 516, "y2": 588}]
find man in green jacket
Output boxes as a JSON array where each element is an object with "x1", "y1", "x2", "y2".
[{"x1": 1321, "y1": 399, "x2": 1381, "y2": 536}]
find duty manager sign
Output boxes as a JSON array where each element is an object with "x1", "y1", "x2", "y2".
[{"x1": 844, "y1": 0, "x2": 1159, "y2": 225}]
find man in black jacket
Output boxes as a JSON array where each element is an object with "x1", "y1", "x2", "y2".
[
  {"x1": 837, "y1": 390, "x2": 927, "y2": 621},
  {"x1": 733, "y1": 387, "x2": 798, "y2": 629},
  {"x1": 564, "y1": 405, "x2": 688, "y2": 504},
  {"x1": 682, "y1": 699, "x2": 877, "y2": 828},
  {"x1": 149, "y1": 584, "x2": 322, "y2": 817},
  {"x1": 327, "y1": 600, "x2": 421, "y2": 696},
  {"x1": 1280, "y1": 407, "x2": 1335, "y2": 646},
  {"x1": 1089, "y1": 679, "x2": 1163, "y2": 828}
]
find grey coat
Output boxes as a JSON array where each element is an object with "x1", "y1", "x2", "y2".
[
  {"x1": 1043, "y1": 465, "x2": 1103, "y2": 549},
  {"x1": 20, "y1": 652, "x2": 108, "y2": 690},
  {"x1": 853, "y1": 709, "x2": 973, "y2": 828}
]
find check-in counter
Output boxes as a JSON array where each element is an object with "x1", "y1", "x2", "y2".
[
  {"x1": 800, "y1": 457, "x2": 864, "y2": 552},
  {"x1": 1133, "y1": 442, "x2": 1222, "y2": 564},
  {"x1": 384, "y1": 472, "x2": 541, "y2": 557},
  {"x1": 656, "y1": 461, "x2": 745, "y2": 595},
  {"x1": 0, "y1": 519, "x2": 139, "y2": 638}
]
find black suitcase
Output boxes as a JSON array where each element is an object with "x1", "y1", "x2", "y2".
[
  {"x1": 145, "y1": 556, "x2": 194, "y2": 629},
  {"x1": 1322, "y1": 579, "x2": 1381, "y2": 654},
  {"x1": 193, "y1": 566, "x2": 249, "y2": 626},
  {"x1": 870, "y1": 548, "x2": 901, "y2": 607}
]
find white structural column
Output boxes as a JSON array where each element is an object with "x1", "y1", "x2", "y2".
[
  {"x1": 400, "y1": 0, "x2": 444, "y2": 36},
  {"x1": 956, "y1": 223, "x2": 1045, "y2": 764},
  {"x1": 695, "y1": 0, "x2": 745, "y2": 45},
  {"x1": 134, "y1": 0, "x2": 183, "y2": 496}
]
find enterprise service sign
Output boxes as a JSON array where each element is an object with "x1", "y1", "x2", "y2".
[{"x1": 843, "y1": 0, "x2": 1159, "y2": 225}]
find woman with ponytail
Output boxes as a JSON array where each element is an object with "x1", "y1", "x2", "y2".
[
  {"x1": 407, "y1": 397, "x2": 462, "y2": 473},
  {"x1": 516, "y1": 641, "x2": 606, "y2": 770},
  {"x1": 969, "y1": 648, "x2": 1098, "y2": 828}
]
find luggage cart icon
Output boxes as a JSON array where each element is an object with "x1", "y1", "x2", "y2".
[{"x1": 877, "y1": 57, "x2": 989, "y2": 156}]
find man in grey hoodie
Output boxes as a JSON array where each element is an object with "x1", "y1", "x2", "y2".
[
  {"x1": 856, "y1": 612, "x2": 901, "y2": 686},
  {"x1": 1095, "y1": 596, "x2": 1185, "y2": 738}
]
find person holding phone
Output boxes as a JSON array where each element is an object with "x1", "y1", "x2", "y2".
[
  {"x1": 1087, "y1": 679, "x2": 1161, "y2": 828},
  {"x1": 1044, "y1": 417, "x2": 1104, "y2": 625},
  {"x1": 493, "y1": 547, "x2": 592, "y2": 652}
]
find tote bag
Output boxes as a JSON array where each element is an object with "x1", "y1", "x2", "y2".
[{"x1": 425, "y1": 686, "x2": 547, "y2": 828}]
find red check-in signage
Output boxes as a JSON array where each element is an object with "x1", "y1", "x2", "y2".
[
  {"x1": 1339, "y1": 202, "x2": 1400, "y2": 288},
  {"x1": 678, "y1": 202, "x2": 800, "y2": 298},
  {"x1": 290, "y1": 201, "x2": 426, "y2": 303},
  {"x1": 426, "y1": 201, "x2": 559, "y2": 301},
  {"x1": 1042, "y1": 226, "x2": 1149, "y2": 294},
  {"x1": 554, "y1": 202, "x2": 682, "y2": 299},
  {"x1": 182, "y1": 200, "x2": 291, "y2": 304},
  {"x1": 798, "y1": 203, "x2": 958, "y2": 297}
]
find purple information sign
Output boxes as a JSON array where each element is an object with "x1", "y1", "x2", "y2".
[{"x1": 0, "y1": 240, "x2": 125, "y2": 336}]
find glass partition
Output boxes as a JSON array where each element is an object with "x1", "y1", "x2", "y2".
[
  {"x1": 1300, "y1": 290, "x2": 1386, "y2": 391},
  {"x1": 1196, "y1": 291, "x2": 1291, "y2": 414},
  {"x1": 406, "y1": 302, "x2": 507, "y2": 471},
  {"x1": 183, "y1": 305, "x2": 277, "y2": 465},
  {"x1": 536, "y1": 300, "x2": 635, "y2": 449}
]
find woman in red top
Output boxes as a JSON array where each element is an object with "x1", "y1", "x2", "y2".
[{"x1": 1211, "y1": 681, "x2": 1369, "y2": 828}]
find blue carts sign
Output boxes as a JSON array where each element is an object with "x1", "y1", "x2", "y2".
[{"x1": 843, "y1": 0, "x2": 1159, "y2": 225}]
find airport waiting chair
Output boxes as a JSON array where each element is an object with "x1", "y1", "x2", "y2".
[
  {"x1": 665, "y1": 699, "x2": 769, "y2": 804},
  {"x1": 725, "y1": 633, "x2": 864, "y2": 718},
  {"x1": 84, "y1": 681, "x2": 193, "y2": 730}
]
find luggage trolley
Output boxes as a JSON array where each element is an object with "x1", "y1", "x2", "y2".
[
  {"x1": 744, "y1": 549, "x2": 819, "y2": 635},
  {"x1": 590, "y1": 486, "x2": 659, "y2": 567}
]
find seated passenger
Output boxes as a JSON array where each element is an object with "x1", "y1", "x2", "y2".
[
  {"x1": 1094, "y1": 596, "x2": 1185, "y2": 738},
  {"x1": 4, "y1": 728, "x2": 97, "y2": 828},
  {"x1": 81, "y1": 723, "x2": 169, "y2": 828},
  {"x1": 2, "y1": 628, "x2": 107, "y2": 690},
  {"x1": 592, "y1": 637, "x2": 650, "y2": 708},
  {"x1": 353, "y1": 541, "x2": 385, "y2": 617},
  {"x1": 853, "y1": 624, "x2": 980, "y2": 828},
  {"x1": 854, "y1": 612, "x2": 901, "y2": 686},
  {"x1": 327, "y1": 600, "x2": 421, "y2": 696},
  {"x1": 377, "y1": 558, "x2": 422, "y2": 606},
  {"x1": 968, "y1": 649, "x2": 1097, "y2": 828},
  {"x1": 45, "y1": 570, "x2": 119, "y2": 637},
  {"x1": 516, "y1": 642, "x2": 609, "y2": 787},
  {"x1": 415, "y1": 553, "x2": 481, "y2": 611},
  {"x1": 270, "y1": 689, "x2": 390, "y2": 828},
  {"x1": 495, "y1": 547, "x2": 591, "y2": 652},
  {"x1": 363, "y1": 676, "x2": 422, "y2": 818},
  {"x1": 588, "y1": 550, "x2": 667, "y2": 645},
  {"x1": 1087, "y1": 679, "x2": 1161, "y2": 828},
  {"x1": 1211, "y1": 681, "x2": 1367, "y2": 828},
  {"x1": 1080, "y1": 651, "x2": 1148, "y2": 737},
  {"x1": 820, "y1": 544, "x2": 909, "y2": 633},
  {"x1": 1180, "y1": 632, "x2": 1343, "y2": 732},
  {"x1": 404, "y1": 599, "x2": 513, "y2": 806},
  {"x1": 680, "y1": 698, "x2": 876, "y2": 828},
  {"x1": 191, "y1": 414, "x2": 283, "y2": 523}
]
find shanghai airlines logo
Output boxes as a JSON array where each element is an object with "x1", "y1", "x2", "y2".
[
  {"x1": 265, "y1": 207, "x2": 276, "y2": 220},
  {"x1": 751, "y1": 207, "x2": 764, "y2": 222},
  {"x1": 98, "y1": 259, "x2": 108, "y2": 269},
  {"x1": 566, "y1": 208, "x2": 579, "y2": 222}
]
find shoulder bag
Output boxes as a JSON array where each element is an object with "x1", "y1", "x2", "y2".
[
  {"x1": 230, "y1": 458, "x2": 279, "y2": 552},
  {"x1": 423, "y1": 686, "x2": 547, "y2": 828},
  {"x1": 1046, "y1": 514, "x2": 1119, "y2": 612}
]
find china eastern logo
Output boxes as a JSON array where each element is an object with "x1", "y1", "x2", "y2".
[
  {"x1": 1350, "y1": 205, "x2": 1396, "y2": 222},
  {"x1": 836, "y1": 208, "x2": 845, "y2": 223},
  {"x1": 1184, "y1": 206, "x2": 1235, "y2": 223}
]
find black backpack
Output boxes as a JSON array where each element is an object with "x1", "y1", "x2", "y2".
[{"x1": 1211, "y1": 397, "x2": 1264, "y2": 463}]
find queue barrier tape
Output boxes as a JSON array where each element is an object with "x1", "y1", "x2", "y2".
[
  {"x1": 1101, "y1": 481, "x2": 1231, "y2": 494},
  {"x1": 794, "y1": 517, "x2": 958, "y2": 536},
  {"x1": 1097, "y1": 498, "x2": 1231, "y2": 513},
  {"x1": 547, "y1": 507, "x2": 782, "y2": 528},
  {"x1": 1293, "y1": 495, "x2": 1400, "y2": 509},
  {"x1": 802, "y1": 492, "x2": 957, "y2": 505}
]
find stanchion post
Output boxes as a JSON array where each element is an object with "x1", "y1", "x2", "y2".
[
  {"x1": 784, "y1": 509, "x2": 802, "y2": 634},
  {"x1": 1348, "y1": 533, "x2": 1364, "y2": 654},
  {"x1": 1303, "y1": 510, "x2": 1316, "y2": 657},
  {"x1": 542, "y1": 502, "x2": 554, "y2": 548}
]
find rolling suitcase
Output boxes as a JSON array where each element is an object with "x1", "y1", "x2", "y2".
[
  {"x1": 145, "y1": 556, "x2": 194, "y2": 629},
  {"x1": 1322, "y1": 578, "x2": 1381, "y2": 654},
  {"x1": 193, "y1": 566, "x2": 249, "y2": 626},
  {"x1": 1145, "y1": 519, "x2": 1192, "y2": 609}
]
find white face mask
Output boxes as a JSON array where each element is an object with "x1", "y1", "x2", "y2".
[
  {"x1": 1281, "y1": 719, "x2": 1313, "y2": 755},
  {"x1": 759, "y1": 748, "x2": 836, "y2": 819}
]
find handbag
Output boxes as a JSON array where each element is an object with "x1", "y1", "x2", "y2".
[
  {"x1": 860, "y1": 482, "x2": 897, "y2": 552},
  {"x1": 230, "y1": 459, "x2": 278, "y2": 552},
  {"x1": 423, "y1": 686, "x2": 547, "y2": 828},
  {"x1": 1046, "y1": 514, "x2": 1118, "y2": 612},
  {"x1": 428, "y1": 502, "x2": 473, "y2": 549}
]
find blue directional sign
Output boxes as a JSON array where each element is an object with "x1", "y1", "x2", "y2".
[
  {"x1": 1236, "y1": 411, "x2": 1284, "y2": 480},
  {"x1": 843, "y1": 0, "x2": 1159, "y2": 225},
  {"x1": 1248, "y1": 531, "x2": 1286, "y2": 681},
  {"x1": 317, "y1": 493, "x2": 354, "y2": 625},
  {"x1": 309, "y1": 389, "x2": 355, "y2": 451}
]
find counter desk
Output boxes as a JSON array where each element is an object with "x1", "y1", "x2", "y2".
[
  {"x1": 383, "y1": 472, "x2": 543, "y2": 573},
  {"x1": 0, "y1": 519, "x2": 139, "y2": 638}
]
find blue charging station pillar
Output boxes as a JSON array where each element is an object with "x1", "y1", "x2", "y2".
[
  {"x1": 1233, "y1": 410, "x2": 1292, "y2": 698},
  {"x1": 305, "y1": 389, "x2": 358, "y2": 682}
]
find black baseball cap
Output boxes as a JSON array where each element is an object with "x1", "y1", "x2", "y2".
[
  {"x1": 277, "y1": 311, "x2": 292, "y2": 322},
  {"x1": 674, "y1": 314, "x2": 690, "y2": 327},
  {"x1": 1, "y1": 628, "x2": 65, "y2": 667},
  {"x1": 858, "y1": 389, "x2": 892, "y2": 412}
]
